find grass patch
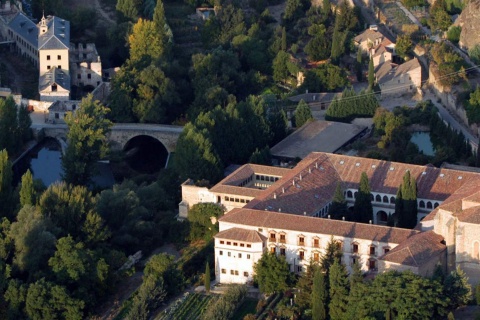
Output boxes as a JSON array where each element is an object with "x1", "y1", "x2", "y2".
[{"x1": 232, "y1": 298, "x2": 258, "y2": 319}]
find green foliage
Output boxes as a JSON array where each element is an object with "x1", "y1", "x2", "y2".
[
  {"x1": 305, "y1": 24, "x2": 330, "y2": 61},
  {"x1": 312, "y1": 268, "x2": 327, "y2": 320},
  {"x1": 402, "y1": 0, "x2": 426, "y2": 8},
  {"x1": 116, "y1": 0, "x2": 138, "y2": 21},
  {"x1": 299, "y1": 63, "x2": 348, "y2": 93},
  {"x1": 467, "y1": 87, "x2": 480, "y2": 124},
  {"x1": 0, "y1": 97, "x2": 20, "y2": 155},
  {"x1": 202, "y1": 285, "x2": 247, "y2": 320},
  {"x1": 429, "y1": 0, "x2": 452, "y2": 31},
  {"x1": 354, "y1": 172, "x2": 373, "y2": 223},
  {"x1": 254, "y1": 252, "x2": 291, "y2": 294},
  {"x1": 396, "y1": 171, "x2": 418, "y2": 229},
  {"x1": 368, "y1": 58, "x2": 374, "y2": 90},
  {"x1": 296, "y1": 260, "x2": 318, "y2": 310},
  {"x1": 273, "y1": 51, "x2": 291, "y2": 84},
  {"x1": 18, "y1": 104, "x2": 32, "y2": 144},
  {"x1": 469, "y1": 45, "x2": 480, "y2": 65},
  {"x1": 396, "y1": 34, "x2": 413, "y2": 59},
  {"x1": 19, "y1": 170, "x2": 35, "y2": 208},
  {"x1": 205, "y1": 262, "x2": 211, "y2": 293},
  {"x1": 447, "y1": 26, "x2": 462, "y2": 43},
  {"x1": 329, "y1": 182, "x2": 348, "y2": 220},
  {"x1": 62, "y1": 95, "x2": 112, "y2": 186},
  {"x1": 294, "y1": 100, "x2": 313, "y2": 128},
  {"x1": 128, "y1": 18, "x2": 164, "y2": 63},
  {"x1": 188, "y1": 203, "x2": 224, "y2": 241},
  {"x1": 328, "y1": 260, "x2": 349, "y2": 320},
  {"x1": 249, "y1": 146, "x2": 272, "y2": 165},
  {"x1": 25, "y1": 278, "x2": 84, "y2": 320},
  {"x1": 0, "y1": 150, "x2": 13, "y2": 219},
  {"x1": 444, "y1": 266, "x2": 472, "y2": 309},
  {"x1": 320, "y1": 236, "x2": 343, "y2": 275},
  {"x1": 144, "y1": 253, "x2": 183, "y2": 298},
  {"x1": 325, "y1": 88, "x2": 378, "y2": 123}
]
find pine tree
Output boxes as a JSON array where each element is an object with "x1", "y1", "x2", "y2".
[
  {"x1": 329, "y1": 182, "x2": 348, "y2": 220},
  {"x1": 368, "y1": 58, "x2": 375, "y2": 91},
  {"x1": 321, "y1": 236, "x2": 343, "y2": 276},
  {"x1": 294, "y1": 99, "x2": 313, "y2": 128},
  {"x1": 296, "y1": 259, "x2": 319, "y2": 310},
  {"x1": 353, "y1": 172, "x2": 373, "y2": 223},
  {"x1": 328, "y1": 260, "x2": 349, "y2": 320},
  {"x1": 444, "y1": 266, "x2": 472, "y2": 309},
  {"x1": 312, "y1": 268, "x2": 327, "y2": 320},
  {"x1": 19, "y1": 169, "x2": 35, "y2": 207},
  {"x1": 205, "y1": 262, "x2": 211, "y2": 293}
]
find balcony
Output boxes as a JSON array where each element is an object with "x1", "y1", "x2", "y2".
[
  {"x1": 269, "y1": 237, "x2": 276, "y2": 243},
  {"x1": 279, "y1": 238, "x2": 286, "y2": 244}
]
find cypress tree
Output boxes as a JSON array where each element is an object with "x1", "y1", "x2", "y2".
[
  {"x1": 294, "y1": 99, "x2": 313, "y2": 128},
  {"x1": 0, "y1": 150, "x2": 13, "y2": 219},
  {"x1": 329, "y1": 182, "x2": 348, "y2": 220},
  {"x1": 353, "y1": 172, "x2": 373, "y2": 223},
  {"x1": 397, "y1": 171, "x2": 418, "y2": 229},
  {"x1": 368, "y1": 58, "x2": 375, "y2": 91},
  {"x1": 296, "y1": 259, "x2": 318, "y2": 310},
  {"x1": 329, "y1": 260, "x2": 349, "y2": 320},
  {"x1": 281, "y1": 27, "x2": 287, "y2": 51},
  {"x1": 312, "y1": 268, "x2": 327, "y2": 320},
  {"x1": 321, "y1": 236, "x2": 343, "y2": 276},
  {"x1": 19, "y1": 169, "x2": 35, "y2": 207},
  {"x1": 356, "y1": 48, "x2": 363, "y2": 81},
  {"x1": 205, "y1": 262, "x2": 210, "y2": 293}
]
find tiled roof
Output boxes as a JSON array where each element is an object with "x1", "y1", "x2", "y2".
[
  {"x1": 38, "y1": 16, "x2": 70, "y2": 50},
  {"x1": 242, "y1": 152, "x2": 480, "y2": 216},
  {"x1": 8, "y1": 12, "x2": 38, "y2": 47},
  {"x1": 215, "y1": 227, "x2": 267, "y2": 243},
  {"x1": 270, "y1": 120, "x2": 366, "y2": 159},
  {"x1": 380, "y1": 231, "x2": 445, "y2": 267},
  {"x1": 354, "y1": 29, "x2": 384, "y2": 43},
  {"x1": 376, "y1": 58, "x2": 421, "y2": 85},
  {"x1": 220, "y1": 208, "x2": 419, "y2": 244},
  {"x1": 456, "y1": 206, "x2": 480, "y2": 224}
]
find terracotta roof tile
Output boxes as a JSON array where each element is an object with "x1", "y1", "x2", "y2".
[
  {"x1": 215, "y1": 227, "x2": 267, "y2": 243},
  {"x1": 380, "y1": 231, "x2": 446, "y2": 267},
  {"x1": 220, "y1": 208, "x2": 418, "y2": 244}
]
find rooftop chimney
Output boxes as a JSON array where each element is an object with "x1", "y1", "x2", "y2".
[
  {"x1": 303, "y1": 212, "x2": 306, "y2": 216},
  {"x1": 369, "y1": 220, "x2": 372, "y2": 224},
  {"x1": 282, "y1": 187, "x2": 285, "y2": 193},
  {"x1": 328, "y1": 215, "x2": 331, "y2": 219},
  {"x1": 273, "y1": 193, "x2": 277, "y2": 199},
  {"x1": 342, "y1": 217, "x2": 345, "y2": 221}
]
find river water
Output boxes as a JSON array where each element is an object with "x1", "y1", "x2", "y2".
[
  {"x1": 410, "y1": 132, "x2": 435, "y2": 156},
  {"x1": 13, "y1": 138, "x2": 115, "y2": 188}
]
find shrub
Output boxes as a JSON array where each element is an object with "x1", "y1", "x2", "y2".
[
  {"x1": 447, "y1": 26, "x2": 461, "y2": 43},
  {"x1": 202, "y1": 285, "x2": 248, "y2": 320}
]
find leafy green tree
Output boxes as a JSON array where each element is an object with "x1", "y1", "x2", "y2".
[
  {"x1": 62, "y1": 94, "x2": 112, "y2": 186},
  {"x1": 294, "y1": 100, "x2": 313, "y2": 128},
  {"x1": 329, "y1": 182, "x2": 348, "y2": 220},
  {"x1": 299, "y1": 63, "x2": 348, "y2": 92},
  {"x1": 19, "y1": 169, "x2": 35, "y2": 207},
  {"x1": 18, "y1": 104, "x2": 32, "y2": 144},
  {"x1": 429, "y1": 0, "x2": 452, "y2": 31},
  {"x1": 202, "y1": 285, "x2": 247, "y2": 320},
  {"x1": 0, "y1": 97, "x2": 19, "y2": 154},
  {"x1": 447, "y1": 26, "x2": 461, "y2": 43},
  {"x1": 329, "y1": 260, "x2": 349, "y2": 320},
  {"x1": 25, "y1": 278, "x2": 84, "y2": 320},
  {"x1": 254, "y1": 252, "x2": 291, "y2": 294},
  {"x1": 469, "y1": 45, "x2": 480, "y2": 64},
  {"x1": 368, "y1": 58, "x2": 375, "y2": 90},
  {"x1": 353, "y1": 172, "x2": 373, "y2": 223},
  {"x1": 467, "y1": 87, "x2": 480, "y2": 124},
  {"x1": 0, "y1": 150, "x2": 14, "y2": 219},
  {"x1": 4, "y1": 278, "x2": 28, "y2": 319},
  {"x1": 116, "y1": 0, "x2": 138, "y2": 21},
  {"x1": 10, "y1": 206, "x2": 56, "y2": 275},
  {"x1": 128, "y1": 18, "x2": 164, "y2": 63},
  {"x1": 188, "y1": 203, "x2": 224, "y2": 241},
  {"x1": 144, "y1": 253, "x2": 183, "y2": 298},
  {"x1": 396, "y1": 34, "x2": 413, "y2": 59},
  {"x1": 444, "y1": 266, "x2": 472, "y2": 309},
  {"x1": 312, "y1": 267, "x2": 327, "y2": 320},
  {"x1": 205, "y1": 262, "x2": 211, "y2": 293}
]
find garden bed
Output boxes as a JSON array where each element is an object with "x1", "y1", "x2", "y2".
[{"x1": 158, "y1": 293, "x2": 217, "y2": 320}]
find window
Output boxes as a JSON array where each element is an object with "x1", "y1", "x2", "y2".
[
  {"x1": 299, "y1": 251, "x2": 305, "y2": 260},
  {"x1": 247, "y1": 254, "x2": 251, "y2": 259},
  {"x1": 313, "y1": 252, "x2": 320, "y2": 261},
  {"x1": 219, "y1": 251, "x2": 223, "y2": 255},
  {"x1": 221, "y1": 269, "x2": 226, "y2": 274},
  {"x1": 230, "y1": 270, "x2": 234, "y2": 275},
  {"x1": 87, "y1": 73, "x2": 91, "y2": 79},
  {"x1": 258, "y1": 228, "x2": 263, "y2": 232},
  {"x1": 280, "y1": 248, "x2": 286, "y2": 256},
  {"x1": 227, "y1": 242, "x2": 231, "y2": 245},
  {"x1": 58, "y1": 65, "x2": 61, "y2": 69},
  {"x1": 352, "y1": 243, "x2": 359, "y2": 253},
  {"x1": 279, "y1": 234, "x2": 286, "y2": 243},
  {"x1": 220, "y1": 241, "x2": 224, "y2": 244},
  {"x1": 427, "y1": 202, "x2": 432, "y2": 209},
  {"x1": 370, "y1": 246, "x2": 376, "y2": 255},
  {"x1": 233, "y1": 242, "x2": 238, "y2": 246},
  {"x1": 369, "y1": 260, "x2": 376, "y2": 270},
  {"x1": 55, "y1": 113, "x2": 59, "y2": 119},
  {"x1": 240, "y1": 243, "x2": 245, "y2": 247},
  {"x1": 235, "y1": 270, "x2": 239, "y2": 276},
  {"x1": 347, "y1": 191, "x2": 353, "y2": 198},
  {"x1": 384, "y1": 248, "x2": 390, "y2": 254},
  {"x1": 375, "y1": 195, "x2": 381, "y2": 202},
  {"x1": 238, "y1": 253, "x2": 242, "y2": 259},
  {"x1": 419, "y1": 201, "x2": 425, "y2": 208},
  {"x1": 77, "y1": 74, "x2": 81, "y2": 79},
  {"x1": 47, "y1": 55, "x2": 50, "y2": 60},
  {"x1": 298, "y1": 236, "x2": 305, "y2": 246},
  {"x1": 47, "y1": 65, "x2": 51, "y2": 70},
  {"x1": 352, "y1": 257, "x2": 357, "y2": 265},
  {"x1": 383, "y1": 196, "x2": 389, "y2": 203},
  {"x1": 244, "y1": 272, "x2": 249, "y2": 277},
  {"x1": 313, "y1": 238, "x2": 320, "y2": 248},
  {"x1": 390, "y1": 196, "x2": 395, "y2": 204},
  {"x1": 247, "y1": 244, "x2": 251, "y2": 248},
  {"x1": 51, "y1": 84, "x2": 57, "y2": 92},
  {"x1": 270, "y1": 247, "x2": 276, "y2": 254},
  {"x1": 270, "y1": 233, "x2": 276, "y2": 242},
  {"x1": 228, "y1": 252, "x2": 231, "y2": 257},
  {"x1": 57, "y1": 55, "x2": 61, "y2": 60}
]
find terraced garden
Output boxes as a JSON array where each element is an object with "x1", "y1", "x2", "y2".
[
  {"x1": 157, "y1": 293, "x2": 217, "y2": 320},
  {"x1": 379, "y1": 1, "x2": 412, "y2": 33}
]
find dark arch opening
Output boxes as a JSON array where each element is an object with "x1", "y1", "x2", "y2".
[{"x1": 124, "y1": 135, "x2": 168, "y2": 174}]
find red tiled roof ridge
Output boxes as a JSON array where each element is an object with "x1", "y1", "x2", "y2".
[{"x1": 214, "y1": 227, "x2": 267, "y2": 242}]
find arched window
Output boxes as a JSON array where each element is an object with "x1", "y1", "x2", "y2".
[
  {"x1": 354, "y1": 191, "x2": 358, "y2": 198},
  {"x1": 434, "y1": 202, "x2": 439, "y2": 208},
  {"x1": 390, "y1": 196, "x2": 395, "y2": 204},
  {"x1": 383, "y1": 196, "x2": 389, "y2": 203},
  {"x1": 419, "y1": 200, "x2": 425, "y2": 208},
  {"x1": 376, "y1": 195, "x2": 381, "y2": 202},
  {"x1": 427, "y1": 202, "x2": 433, "y2": 209},
  {"x1": 474, "y1": 242, "x2": 479, "y2": 260},
  {"x1": 347, "y1": 191, "x2": 353, "y2": 198},
  {"x1": 377, "y1": 211, "x2": 388, "y2": 222}
]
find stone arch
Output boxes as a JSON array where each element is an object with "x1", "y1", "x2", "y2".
[
  {"x1": 427, "y1": 201, "x2": 433, "y2": 209},
  {"x1": 377, "y1": 210, "x2": 388, "y2": 223},
  {"x1": 383, "y1": 195, "x2": 389, "y2": 203},
  {"x1": 390, "y1": 196, "x2": 395, "y2": 204},
  {"x1": 434, "y1": 202, "x2": 439, "y2": 208},
  {"x1": 375, "y1": 194, "x2": 381, "y2": 202},
  {"x1": 419, "y1": 200, "x2": 425, "y2": 208},
  {"x1": 347, "y1": 190, "x2": 353, "y2": 198}
]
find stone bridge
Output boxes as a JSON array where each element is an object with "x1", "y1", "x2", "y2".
[{"x1": 33, "y1": 123, "x2": 184, "y2": 153}]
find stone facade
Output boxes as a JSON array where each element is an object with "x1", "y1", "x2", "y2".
[{"x1": 70, "y1": 43, "x2": 102, "y2": 88}]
